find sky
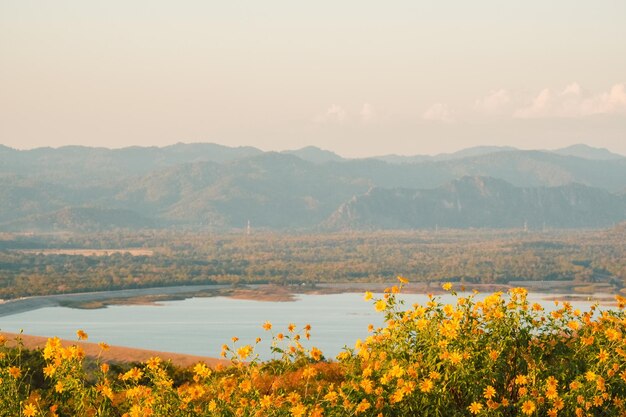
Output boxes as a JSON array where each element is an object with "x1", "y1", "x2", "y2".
[{"x1": 1, "y1": 1, "x2": 625, "y2": 158}]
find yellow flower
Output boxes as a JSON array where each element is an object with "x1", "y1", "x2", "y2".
[
  {"x1": 146, "y1": 356, "x2": 162, "y2": 370},
  {"x1": 310, "y1": 346, "x2": 323, "y2": 361},
  {"x1": 397, "y1": 276, "x2": 409, "y2": 284},
  {"x1": 419, "y1": 378, "x2": 434, "y2": 393},
  {"x1": 43, "y1": 365, "x2": 56, "y2": 378},
  {"x1": 448, "y1": 351, "x2": 463, "y2": 365},
  {"x1": 23, "y1": 404, "x2": 37, "y2": 417},
  {"x1": 364, "y1": 291, "x2": 373, "y2": 301},
  {"x1": 290, "y1": 403, "x2": 306, "y2": 417},
  {"x1": 468, "y1": 402, "x2": 483, "y2": 414},
  {"x1": 76, "y1": 329, "x2": 88, "y2": 340},
  {"x1": 239, "y1": 379, "x2": 252, "y2": 392},
  {"x1": 208, "y1": 400, "x2": 217, "y2": 411},
  {"x1": 237, "y1": 345, "x2": 253, "y2": 359},
  {"x1": 580, "y1": 335, "x2": 594, "y2": 346},
  {"x1": 545, "y1": 385, "x2": 558, "y2": 399},
  {"x1": 483, "y1": 385, "x2": 496, "y2": 399},
  {"x1": 324, "y1": 391, "x2": 338, "y2": 403},
  {"x1": 288, "y1": 323, "x2": 296, "y2": 332},
  {"x1": 514, "y1": 374, "x2": 528, "y2": 385},
  {"x1": 416, "y1": 318, "x2": 428, "y2": 330},
  {"x1": 262, "y1": 321, "x2": 272, "y2": 331},
  {"x1": 355, "y1": 399, "x2": 371, "y2": 414},
  {"x1": 605, "y1": 328, "x2": 622, "y2": 341},
  {"x1": 8, "y1": 366, "x2": 21, "y2": 378},
  {"x1": 122, "y1": 367, "x2": 143, "y2": 381},
  {"x1": 193, "y1": 362, "x2": 211, "y2": 378},
  {"x1": 260, "y1": 395, "x2": 273, "y2": 408},
  {"x1": 374, "y1": 299, "x2": 387, "y2": 312},
  {"x1": 96, "y1": 383, "x2": 114, "y2": 400},
  {"x1": 442, "y1": 282, "x2": 453, "y2": 291},
  {"x1": 429, "y1": 371, "x2": 441, "y2": 380},
  {"x1": 521, "y1": 400, "x2": 536, "y2": 415},
  {"x1": 567, "y1": 321, "x2": 580, "y2": 331},
  {"x1": 553, "y1": 398, "x2": 564, "y2": 410}
]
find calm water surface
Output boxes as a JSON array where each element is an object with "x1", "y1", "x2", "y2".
[{"x1": 0, "y1": 292, "x2": 611, "y2": 359}]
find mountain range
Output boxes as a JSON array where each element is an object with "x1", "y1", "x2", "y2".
[{"x1": 1, "y1": 143, "x2": 624, "y2": 231}]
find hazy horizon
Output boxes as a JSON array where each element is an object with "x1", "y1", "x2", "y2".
[
  {"x1": 1, "y1": 140, "x2": 625, "y2": 159},
  {"x1": 2, "y1": 1, "x2": 625, "y2": 157}
]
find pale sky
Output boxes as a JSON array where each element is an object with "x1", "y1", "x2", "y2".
[{"x1": 1, "y1": 1, "x2": 625, "y2": 157}]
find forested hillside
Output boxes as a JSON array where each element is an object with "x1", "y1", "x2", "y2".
[{"x1": 1, "y1": 144, "x2": 625, "y2": 231}]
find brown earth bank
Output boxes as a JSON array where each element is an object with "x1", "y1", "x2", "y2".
[
  {"x1": 51, "y1": 283, "x2": 523, "y2": 308},
  {"x1": 1, "y1": 332, "x2": 228, "y2": 368}
]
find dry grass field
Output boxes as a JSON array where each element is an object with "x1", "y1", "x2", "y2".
[{"x1": 2, "y1": 331, "x2": 226, "y2": 368}]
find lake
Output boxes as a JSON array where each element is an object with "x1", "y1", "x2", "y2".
[{"x1": 0, "y1": 291, "x2": 612, "y2": 360}]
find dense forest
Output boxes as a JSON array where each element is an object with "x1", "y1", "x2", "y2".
[{"x1": 0, "y1": 226, "x2": 624, "y2": 299}]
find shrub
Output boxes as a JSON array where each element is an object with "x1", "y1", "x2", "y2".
[{"x1": 2, "y1": 280, "x2": 626, "y2": 416}]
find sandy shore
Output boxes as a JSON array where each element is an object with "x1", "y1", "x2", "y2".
[
  {"x1": 0, "y1": 284, "x2": 231, "y2": 317},
  {"x1": 1, "y1": 332, "x2": 228, "y2": 368},
  {"x1": 0, "y1": 283, "x2": 374, "y2": 316}
]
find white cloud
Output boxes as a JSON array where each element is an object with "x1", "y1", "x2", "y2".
[
  {"x1": 315, "y1": 104, "x2": 348, "y2": 123},
  {"x1": 422, "y1": 103, "x2": 454, "y2": 123},
  {"x1": 474, "y1": 89, "x2": 511, "y2": 115},
  {"x1": 514, "y1": 83, "x2": 626, "y2": 118},
  {"x1": 514, "y1": 88, "x2": 552, "y2": 118}
]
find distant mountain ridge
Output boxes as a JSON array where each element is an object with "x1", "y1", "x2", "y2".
[
  {"x1": 324, "y1": 176, "x2": 626, "y2": 230},
  {"x1": 551, "y1": 144, "x2": 624, "y2": 160},
  {"x1": 0, "y1": 143, "x2": 624, "y2": 231}
]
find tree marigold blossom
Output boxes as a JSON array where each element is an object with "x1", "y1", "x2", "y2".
[
  {"x1": 397, "y1": 276, "x2": 409, "y2": 284},
  {"x1": 374, "y1": 299, "x2": 387, "y2": 312},
  {"x1": 23, "y1": 404, "x2": 37, "y2": 417},
  {"x1": 468, "y1": 402, "x2": 483, "y2": 414},
  {"x1": 8, "y1": 366, "x2": 21, "y2": 378},
  {"x1": 310, "y1": 346, "x2": 323, "y2": 361},
  {"x1": 419, "y1": 378, "x2": 434, "y2": 393},
  {"x1": 521, "y1": 400, "x2": 536, "y2": 415}
]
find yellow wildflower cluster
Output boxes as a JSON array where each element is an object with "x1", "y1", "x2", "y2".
[{"x1": 2, "y1": 281, "x2": 626, "y2": 416}]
